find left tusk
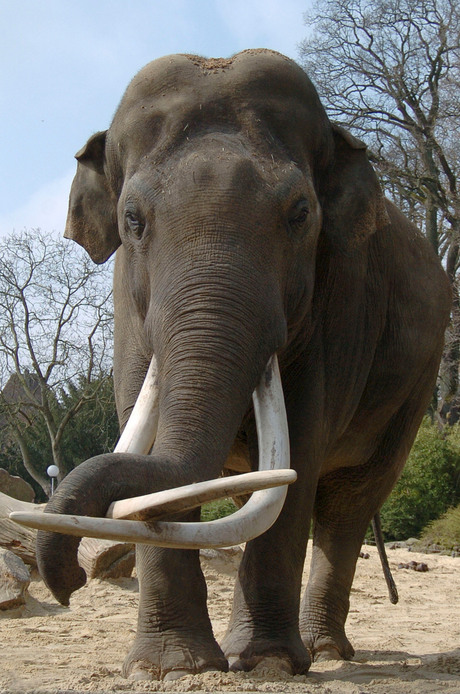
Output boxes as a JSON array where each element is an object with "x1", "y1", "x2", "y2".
[
  {"x1": 10, "y1": 355, "x2": 293, "y2": 548},
  {"x1": 11, "y1": 468, "x2": 296, "y2": 526}
]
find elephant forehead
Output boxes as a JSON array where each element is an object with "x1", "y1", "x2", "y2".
[
  {"x1": 109, "y1": 51, "x2": 332, "y2": 176},
  {"x1": 120, "y1": 50, "x2": 318, "y2": 105}
]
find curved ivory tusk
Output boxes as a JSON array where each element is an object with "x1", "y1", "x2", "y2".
[
  {"x1": 10, "y1": 355, "x2": 292, "y2": 548},
  {"x1": 114, "y1": 356, "x2": 159, "y2": 455}
]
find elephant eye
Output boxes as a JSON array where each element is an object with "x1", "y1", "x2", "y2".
[
  {"x1": 125, "y1": 210, "x2": 145, "y2": 239},
  {"x1": 288, "y1": 201, "x2": 309, "y2": 231}
]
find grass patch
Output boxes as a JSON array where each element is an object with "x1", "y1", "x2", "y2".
[{"x1": 417, "y1": 503, "x2": 460, "y2": 552}]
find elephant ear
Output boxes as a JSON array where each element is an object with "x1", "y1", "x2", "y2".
[
  {"x1": 321, "y1": 123, "x2": 389, "y2": 250},
  {"x1": 64, "y1": 131, "x2": 120, "y2": 264}
]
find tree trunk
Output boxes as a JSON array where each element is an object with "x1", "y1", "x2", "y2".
[
  {"x1": 15, "y1": 432, "x2": 51, "y2": 497},
  {"x1": 77, "y1": 538, "x2": 135, "y2": 579},
  {"x1": 439, "y1": 235, "x2": 460, "y2": 424},
  {"x1": 425, "y1": 201, "x2": 438, "y2": 254},
  {"x1": 0, "y1": 492, "x2": 42, "y2": 566}
]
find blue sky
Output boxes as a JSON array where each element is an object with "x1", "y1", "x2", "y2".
[{"x1": 0, "y1": 0, "x2": 310, "y2": 237}]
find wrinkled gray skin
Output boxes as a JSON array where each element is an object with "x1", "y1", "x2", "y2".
[{"x1": 36, "y1": 50, "x2": 451, "y2": 680}]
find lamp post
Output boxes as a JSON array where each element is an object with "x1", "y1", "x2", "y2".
[{"x1": 46, "y1": 465, "x2": 59, "y2": 496}]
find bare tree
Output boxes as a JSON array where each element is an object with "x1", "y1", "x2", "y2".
[
  {"x1": 299, "y1": 0, "x2": 460, "y2": 419},
  {"x1": 0, "y1": 230, "x2": 114, "y2": 496}
]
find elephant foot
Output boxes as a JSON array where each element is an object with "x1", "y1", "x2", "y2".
[
  {"x1": 222, "y1": 631, "x2": 311, "y2": 675},
  {"x1": 229, "y1": 654, "x2": 296, "y2": 674},
  {"x1": 122, "y1": 637, "x2": 228, "y2": 681},
  {"x1": 301, "y1": 630, "x2": 355, "y2": 662},
  {"x1": 125, "y1": 660, "x2": 160, "y2": 681}
]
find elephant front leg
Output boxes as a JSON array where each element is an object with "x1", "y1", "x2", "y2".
[
  {"x1": 221, "y1": 497, "x2": 312, "y2": 675},
  {"x1": 123, "y1": 544, "x2": 227, "y2": 681}
]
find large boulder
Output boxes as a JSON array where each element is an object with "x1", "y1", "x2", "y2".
[{"x1": 0, "y1": 468, "x2": 35, "y2": 502}]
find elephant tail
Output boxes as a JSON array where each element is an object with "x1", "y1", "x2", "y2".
[{"x1": 372, "y1": 512, "x2": 399, "y2": 605}]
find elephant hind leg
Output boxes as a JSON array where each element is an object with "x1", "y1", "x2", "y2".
[
  {"x1": 300, "y1": 460, "x2": 395, "y2": 661},
  {"x1": 300, "y1": 479, "x2": 368, "y2": 662},
  {"x1": 301, "y1": 360, "x2": 439, "y2": 662}
]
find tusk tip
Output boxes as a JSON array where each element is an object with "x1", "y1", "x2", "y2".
[{"x1": 9, "y1": 511, "x2": 44, "y2": 529}]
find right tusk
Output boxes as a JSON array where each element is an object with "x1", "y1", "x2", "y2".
[
  {"x1": 114, "y1": 357, "x2": 159, "y2": 455},
  {"x1": 10, "y1": 355, "x2": 292, "y2": 547},
  {"x1": 3, "y1": 357, "x2": 160, "y2": 519}
]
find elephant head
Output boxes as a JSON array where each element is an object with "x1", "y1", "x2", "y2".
[{"x1": 19, "y1": 50, "x2": 388, "y2": 606}]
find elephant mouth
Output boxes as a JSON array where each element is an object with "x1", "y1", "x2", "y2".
[{"x1": 10, "y1": 355, "x2": 296, "y2": 548}]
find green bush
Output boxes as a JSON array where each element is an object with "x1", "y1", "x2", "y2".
[
  {"x1": 379, "y1": 419, "x2": 460, "y2": 540},
  {"x1": 417, "y1": 503, "x2": 460, "y2": 552},
  {"x1": 200, "y1": 498, "x2": 238, "y2": 522}
]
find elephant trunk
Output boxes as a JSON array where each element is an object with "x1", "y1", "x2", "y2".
[{"x1": 152, "y1": 302, "x2": 278, "y2": 476}]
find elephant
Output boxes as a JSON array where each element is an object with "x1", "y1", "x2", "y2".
[{"x1": 23, "y1": 50, "x2": 451, "y2": 680}]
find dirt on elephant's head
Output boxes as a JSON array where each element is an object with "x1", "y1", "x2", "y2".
[{"x1": 183, "y1": 48, "x2": 292, "y2": 74}]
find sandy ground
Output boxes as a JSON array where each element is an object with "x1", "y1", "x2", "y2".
[{"x1": 1, "y1": 544, "x2": 459, "y2": 694}]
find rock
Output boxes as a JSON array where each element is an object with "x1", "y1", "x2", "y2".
[
  {"x1": 0, "y1": 468, "x2": 34, "y2": 502},
  {"x1": 426, "y1": 544, "x2": 443, "y2": 553},
  {"x1": 0, "y1": 548, "x2": 30, "y2": 610},
  {"x1": 386, "y1": 541, "x2": 407, "y2": 550},
  {"x1": 359, "y1": 551, "x2": 370, "y2": 559},
  {"x1": 397, "y1": 560, "x2": 429, "y2": 572},
  {"x1": 200, "y1": 546, "x2": 243, "y2": 576}
]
